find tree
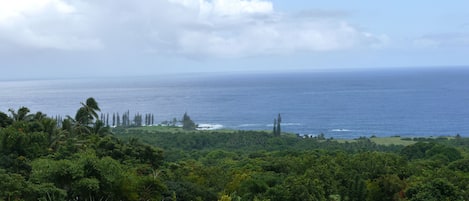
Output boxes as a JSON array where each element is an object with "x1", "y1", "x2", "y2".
[
  {"x1": 366, "y1": 174, "x2": 405, "y2": 201},
  {"x1": 267, "y1": 174, "x2": 326, "y2": 201},
  {"x1": 112, "y1": 113, "x2": 116, "y2": 127},
  {"x1": 0, "y1": 112, "x2": 12, "y2": 128},
  {"x1": 348, "y1": 174, "x2": 366, "y2": 201},
  {"x1": 406, "y1": 178, "x2": 459, "y2": 201},
  {"x1": 116, "y1": 113, "x2": 121, "y2": 126},
  {"x1": 75, "y1": 97, "x2": 101, "y2": 125},
  {"x1": 93, "y1": 120, "x2": 111, "y2": 136},
  {"x1": 273, "y1": 114, "x2": 281, "y2": 136},
  {"x1": 182, "y1": 112, "x2": 196, "y2": 130},
  {"x1": 2, "y1": 169, "x2": 63, "y2": 201},
  {"x1": 8, "y1": 107, "x2": 32, "y2": 122},
  {"x1": 106, "y1": 113, "x2": 109, "y2": 126},
  {"x1": 273, "y1": 119, "x2": 277, "y2": 135},
  {"x1": 276, "y1": 113, "x2": 281, "y2": 136}
]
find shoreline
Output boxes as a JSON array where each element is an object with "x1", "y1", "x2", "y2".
[{"x1": 118, "y1": 125, "x2": 467, "y2": 146}]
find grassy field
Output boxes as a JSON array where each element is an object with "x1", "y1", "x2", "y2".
[
  {"x1": 336, "y1": 137, "x2": 419, "y2": 146},
  {"x1": 124, "y1": 125, "x2": 185, "y2": 133},
  {"x1": 369, "y1": 137, "x2": 416, "y2": 146}
]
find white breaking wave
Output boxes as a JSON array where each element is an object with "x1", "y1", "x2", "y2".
[
  {"x1": 197, "y1": 124, "x2": 224, "y2": 130},
  {"x1": 266, "y1": 123, "x2": 302, "y2": 127},
  {"x1": 331, "y1": 129, "x2": 352, "y2": 132},
  {"x1": 238, "y1": 124, "x2": 262, "y2": 127},
  {"x1": 283, "y1": 123, "x2": 302, "y2": 126}
]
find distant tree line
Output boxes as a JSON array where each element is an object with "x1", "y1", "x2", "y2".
[
  {"x1": 53, "y1": 111, "x2": 156, "y2": 128},
  {"x1": 53, "y1": 111, "x2": 197, "y2": 130},
  {"x1": 106, "y1": 111, "x2": 156, "y2": 127}
]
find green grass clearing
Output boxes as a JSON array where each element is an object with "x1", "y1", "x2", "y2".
[
  {"x1": 335, "y1": 137, "x2": 417, "y2": 146},
  {"x1": 370, "y1": 137, "x2": 416, "y2": 146}
]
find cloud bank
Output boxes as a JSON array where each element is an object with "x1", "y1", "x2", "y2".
[
  {"x1": 0, "y1": 0, "x2": 387, "y2": 58},
  {"x1": 0, "y1": 0, "x2": 102, "y2": 50},
  {"x1": 413, "y1": 33, "x2": 469, "y2": 48}
]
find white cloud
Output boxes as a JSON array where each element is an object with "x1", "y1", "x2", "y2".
[
  {"x1": 172, "y1": 11, "x2": 388, "y2": 57},
  {"x1": 413, "y1": 33, "x2": 469, "y2": 48},
  {"x1": 177, "y1": 18, "x2": 387, "y2": 57},
  {"x1": 0, "y1": 0, "x2": 387, "y2": 57},
  {"x1": 169, "y1": 0, "x2": 273, "y2": 17},
  {"x1": 0, "y1": 0, "x2": 74, "y2": 22},
  {"x1": 0, "y1": 0, "x2": 101, "y2": 50}
]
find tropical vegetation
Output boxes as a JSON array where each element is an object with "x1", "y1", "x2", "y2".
[{"x1": 0, "y1": 97, "x2": 468, "y2": 201}]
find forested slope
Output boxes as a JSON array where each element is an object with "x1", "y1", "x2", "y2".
[
  {"x1": 116, "y1": 127, "x2": 469, "y2": 201},
  {"x1": 1, "y1": 98, "x2": 468, "y2": 201}
]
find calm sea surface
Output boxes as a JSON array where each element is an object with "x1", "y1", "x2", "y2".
[{"x1": 1, "y1": 68, "x2": 469, "y2": 139}]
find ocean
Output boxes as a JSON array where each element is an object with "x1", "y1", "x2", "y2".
[{"x1": 1, "y1": 68, "x2": 469, "y2": 139}]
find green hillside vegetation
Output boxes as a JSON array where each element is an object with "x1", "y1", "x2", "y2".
[{"x1": 1, "y1": 98, "x2": 469, "y2": 201}]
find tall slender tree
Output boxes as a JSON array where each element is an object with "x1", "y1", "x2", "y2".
[
  {"x1": 273, "y1": 119, "x2": 277, "y2": 135},
  {"x1": 106, "y1": 113, "x2": 109, "y2": 126},
  {"x1": 276, "y1": 113, "x2": 281, "y2": 136},
  {"x1": 112, "y1": 113, "x2": 116, "y2": 127},
  {"x1": 116, "y1": 113, "x2": 120, "y2": 126},
  {"x1": 273, "y1": 113, "x2": 282, "y2": 136}
]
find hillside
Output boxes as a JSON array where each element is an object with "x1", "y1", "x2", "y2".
[{"x1": 0, "y1": 98, "x2": 468, "y2": 201}]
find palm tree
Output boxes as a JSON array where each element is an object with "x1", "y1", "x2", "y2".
[
  {"x1": 75, "y1": 97, "x2": 101, "y2": 125},
  {"x1": 8, "y1": 107, "x2": 33, "y2": 122},
  {"x1": 0, "y1": 112, "x2": 12, "y2": 127}
]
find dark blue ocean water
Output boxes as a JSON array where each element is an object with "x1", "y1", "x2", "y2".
[{"x1": 1, "y1": 68, "x2": 469, "y2": 139}]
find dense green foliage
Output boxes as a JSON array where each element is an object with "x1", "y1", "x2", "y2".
[
  {"x1": 1, "y1": 98, "x2": 468, "y2": 200},
  {"x1": 116, "y1": 128, "x2": 405, "y2": 160},
  {"x1": 0, "y1": 99, "x2": 165, "y2": 201},
  {"x1": 115, "y1": 127, "x2": 469, "y2": 201}
]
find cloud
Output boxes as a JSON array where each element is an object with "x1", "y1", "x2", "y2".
[
  {"x1": 0, "y1": 0, "x2": 102, "y2": 50},
  {"x1": 0, "y1": 0, "x2": 387, "y2": 58},
  {"x1": 413, "y1": 33, "x2": 469, "y2": 48},
  {"x1": 169, "y1": 0, "x2": 273, "y2": 17},
  {"x1": 177, "y1": 18, "x2": 388, "y2": 57}
]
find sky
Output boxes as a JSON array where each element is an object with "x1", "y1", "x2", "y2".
[{"x1": 0, "y1": 0, "x2": 468, "y2": 79}]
